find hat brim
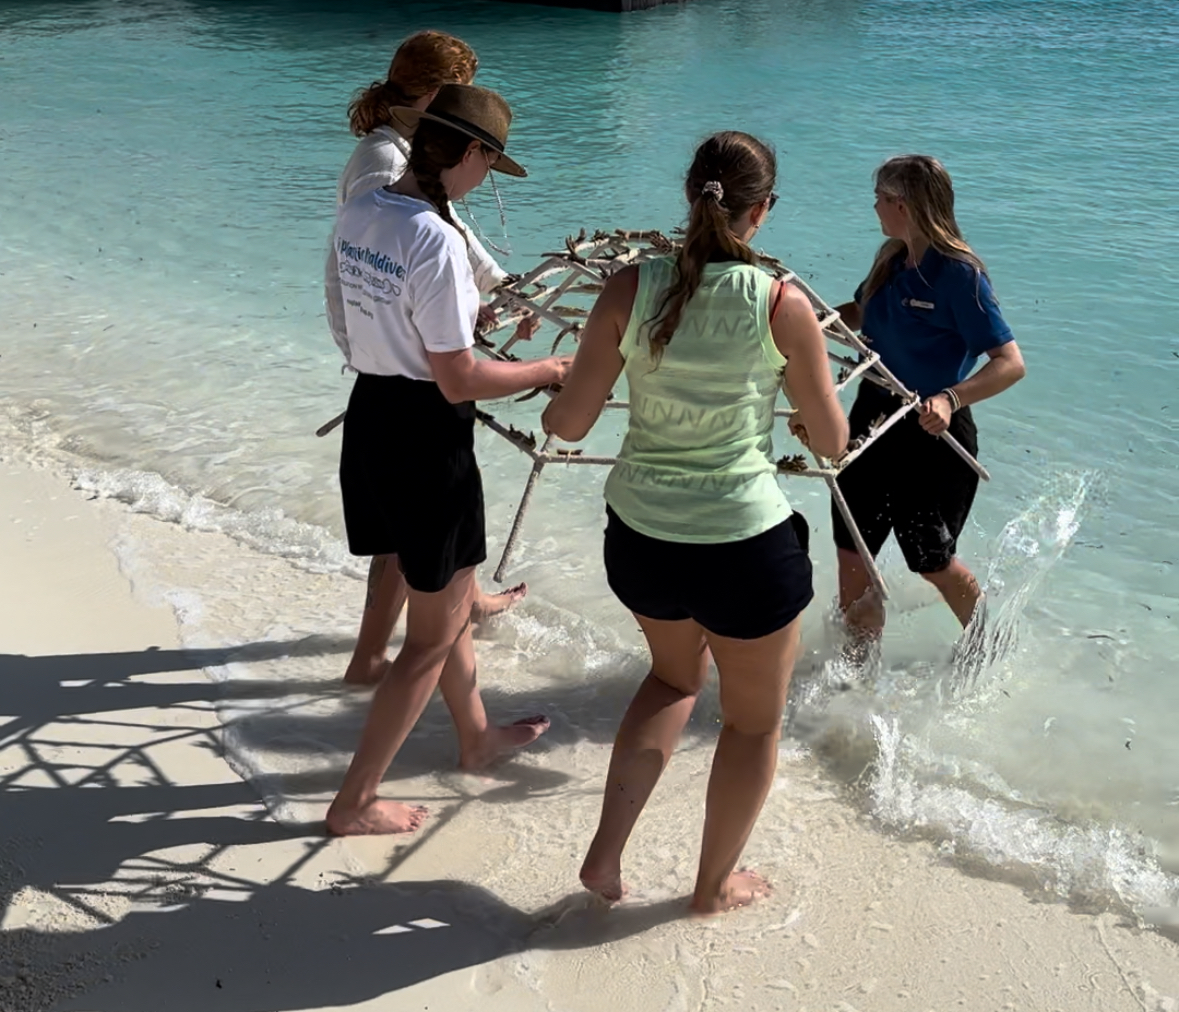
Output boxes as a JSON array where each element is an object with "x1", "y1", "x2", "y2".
[{"x1": 391, "y1": 107, "x2": 527, "y2": 178}]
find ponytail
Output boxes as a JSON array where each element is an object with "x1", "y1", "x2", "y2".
[
  {"x1": 347, "y1": 31, "x2": 477, "y2": 137},
  {"x1": 645, "y1": 132, "x2": 777, "y2": 360}
]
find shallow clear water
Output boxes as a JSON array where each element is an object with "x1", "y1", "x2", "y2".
[{"x1": 1, "y1": 0, "x2": 1177, "y2": 913}]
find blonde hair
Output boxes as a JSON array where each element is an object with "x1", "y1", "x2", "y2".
[
  {"x1": 859, "y1": 155, "x2": 989, "y2": 304},
  {"x1": 645, "y1": 131, "x2": 776, "y2": 360},
  {"x1": 348, "y1": 31, "x2": 478, "y2": 137}
]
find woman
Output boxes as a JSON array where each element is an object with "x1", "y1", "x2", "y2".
[
  {"x1": 325, "y1": 85, "x2": 571, "y2": 836},
  {"x1": 543, "y1": 132, "x2": 848, "y2": 914},
  {"x1": 326, "y1": 31, "x2": 530, "y2": 687},
  {"x1": 814, "y1": 155, "x2": 1025, "y2": 638}
]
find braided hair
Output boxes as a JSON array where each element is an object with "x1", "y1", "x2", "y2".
[{"x1": 406, "y1": 119, "x2": 478, "y2": 247}]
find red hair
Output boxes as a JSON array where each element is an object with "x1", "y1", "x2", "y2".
[{"x1": 348, "y1": 31, "x2": 478, "y2": 137}]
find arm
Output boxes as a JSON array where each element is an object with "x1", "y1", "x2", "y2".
[
  {"x1": 951, "y1": 340, "x2": 1026, "y2": 407},
  {"x1": 415, "y1": 229, "x2": 569, "y2": 403},
  {"x1": 459, "y1": 221, "x2": 509, "y2": 295},
  {"x1": 774, "y1": 282, "x2": 849, "y2": 459},
  {"x1": 920, "y1": 267, "x2": 1026, "y2": 434},
  {"x1": 428, "y1": 348, "x2": 570, "y2": 404},
  {"x1": 835, "y1": 300, "x2": 862, "y2": 332},
  {"x1": 324, "y1": 242, "x2": 351, "y2": 364},
  {"x1": 919, "y1": 341, "x2": 1026, "y2": 433},
  {"x1": 541, "y1": 266, "x2": 636, "y2": 441}
]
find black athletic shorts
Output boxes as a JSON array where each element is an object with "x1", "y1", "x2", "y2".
[
  {"x1": 603, "y1": 507, "x2": 814, "y2": 640},
  {"x1": 831, "y1": 382, "x2": 979, "y2": 574},
  {"x1": 339, "y1": 373, "x2": 486, "y2": 594}
]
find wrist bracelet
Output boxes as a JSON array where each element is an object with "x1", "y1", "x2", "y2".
[{"x1": 940, "y1": 388, "x2": 961, "y2": 413}]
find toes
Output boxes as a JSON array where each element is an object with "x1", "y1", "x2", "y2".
[{"x1": 514, "y1": 715, "x2": 550, "y2": 729}]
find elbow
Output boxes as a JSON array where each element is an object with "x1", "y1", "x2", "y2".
[
  {"x1": 549, "y1": 418, "x2": 590, "y2": 443},
  {"x1": 436, "y1": 381, "x2": 472, "y2": 405},
  {"x1": 813, "y1": 419, "x2": 850, "y2": 461},
  {"x1": 542, "y1": 404, "x2": 590, "y2": 443},
  {"x1": 433, "y1": 370, "x2": 474, "y2": 404}
]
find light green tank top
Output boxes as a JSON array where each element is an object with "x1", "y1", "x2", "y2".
[{"x1": 603, "y1": 256, "x2": 791, "y2": 544}]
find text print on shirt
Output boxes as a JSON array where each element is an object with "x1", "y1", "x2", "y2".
[{"x1": 337, "y1": 238, "x2": 406, "y2": 298}]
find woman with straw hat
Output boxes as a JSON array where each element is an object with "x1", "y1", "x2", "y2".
[
  {"x1": 327, "y1": 32, "x2": 532, "y2": 690},
  {"x1": 325, "y1": 85, "x2": 571, "y2": 837}
]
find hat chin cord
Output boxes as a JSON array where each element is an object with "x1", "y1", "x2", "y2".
[{"x1": 460, "y1": 151, "x2": 513, "y2": 256}]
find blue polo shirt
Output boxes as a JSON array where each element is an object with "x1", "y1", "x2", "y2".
[{"x1": 856, "y1": 247, "x2": 1013, "y2": 398}]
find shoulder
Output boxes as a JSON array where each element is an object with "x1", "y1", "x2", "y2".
[
  {"x1": 772, "y1": 279, "x2": 815, "y2": 318},
  {"x1": 355, "y1": 126, "x2": 408, "y2": 158},
  {"x1": 600, "y1": 264, "x2": 641, "y2": 316},
  {"x1": 931, "y1": 251, "x2": 990, "y2": 292},
  {"x1": 336, "y1": 187, "x2": 382, "y2": 223},
  {"x1": 338, "y1": 130, "x2": 409, "y2": 201},
  {"x1": 380, "y1": 196, "x2": 461, "y2": 250}
]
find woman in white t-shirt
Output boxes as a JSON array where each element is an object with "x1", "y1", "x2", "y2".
[
  {"x1": 325, "y1": 85, "x2": 571, "y2": 837},
  {"x1": 326, "y1": 31, "x2": 530, "y2": 688}
]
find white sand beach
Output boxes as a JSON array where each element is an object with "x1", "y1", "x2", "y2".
[{"x1": 2, "y1": 454, "x2": 1178, "y2": 1012}]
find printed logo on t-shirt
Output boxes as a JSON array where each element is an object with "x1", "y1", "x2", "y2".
[
  {"x1": 337, "y1": 238, "x2": 406, "y2": 298},
  {"x1": 902, "y1": 298, "x2": 935, "y2": 310}
]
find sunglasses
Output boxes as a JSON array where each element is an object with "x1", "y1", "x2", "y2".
[{"x1": 768, "y1": 192, "x2": 779, "y2": 211}]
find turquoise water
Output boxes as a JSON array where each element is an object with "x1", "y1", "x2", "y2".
[{"x1": 1, "y1": 0, "x2": 1177, "y2": 914}]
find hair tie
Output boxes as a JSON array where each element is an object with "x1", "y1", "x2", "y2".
[{"x1": 701, "y1": 180, "x2": 724, "y2": 202}]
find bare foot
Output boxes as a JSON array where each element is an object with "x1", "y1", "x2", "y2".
[
  {"x1": 579, "y1": 858, "x2": 628, "y2": 904},
  {"x1": 459, "y1": 715, "x2": 550, "y2": 770},
  {"x1": 471, "y1": 583, "x2": 527, "y2": 623},
  {"x1": 325, "y1": 799, "x2": 428, "y2": 836},
  {"x1": 689, "y1": 870, "x2": 772, "y2": 916},
  {"x1": 342, "y1": 657, "x2": 389, "y2": 687}
]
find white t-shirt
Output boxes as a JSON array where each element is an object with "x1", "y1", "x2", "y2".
[
  {"x1": 329, "y1": 190, "x2": 478, "y2": 380},
  {"x1": 334, "y1": 126, "x2": 507, "y2": 292}
]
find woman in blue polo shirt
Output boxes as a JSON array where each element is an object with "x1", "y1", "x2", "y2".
[{"x1": 817, "y1": 155, "x2": 1026, "y2": 639}]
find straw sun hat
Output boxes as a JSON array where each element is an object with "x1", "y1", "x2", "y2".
[{"x1": 393, "y1": 84, "x2": 526, "y2": 178}]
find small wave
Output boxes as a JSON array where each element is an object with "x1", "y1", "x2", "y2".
[
  {"x1": 72, "y1": 465, "x2": 365, "y2": 579},
  {"x1": 790, "y1": 469, "x2": 1179, "y2": 917},
  {"x1": 869, "y1": 713, "x2": 1179, "y2": 913}
]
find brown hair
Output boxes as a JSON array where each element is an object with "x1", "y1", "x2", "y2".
[
  {"x1": 407, "y1": 119, "x2": 486, "y2": 246},
  {"x1": 859, "y1": 154, "x2": 989, "y2": 304},
  {"x1": 645, "y1": 131, "x2": 777, "y2": 359},
  {"x1": 348, "y1": 31, "x2": 478, "y2": 137}
]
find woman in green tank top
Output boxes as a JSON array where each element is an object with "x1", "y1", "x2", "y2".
[{"x1": 543, "y1": 132, "x2": 848, "y2": 915}]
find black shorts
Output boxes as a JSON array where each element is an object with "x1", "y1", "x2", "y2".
[
  {"x1": 339, "y1": 373, "x2": 486, "y2": 593},
  {"x1": 603, "y1": 507, "x2": 814, "y2": 640},
  {"x1": 831, "y1": 382, "x2": 979, "y2": 574}
]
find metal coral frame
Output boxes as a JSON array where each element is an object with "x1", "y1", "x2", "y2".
[{"x1": 319, "y1": 228, "x2": 989, "y2": 602}]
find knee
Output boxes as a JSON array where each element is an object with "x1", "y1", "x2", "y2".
[
  {"x1": 723, "y1": 713, "x2": 783, "y2": 739},
  {"x1": 918, "y1": 559, "x2": 954, "y2": 585},
  {"x1": 649, "y1": 669, "x2": 704, "y2": 700}
]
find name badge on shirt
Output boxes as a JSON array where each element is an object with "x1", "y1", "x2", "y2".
[{"x1": 903, "y1": 298, "x2": 936, "y2": 310}]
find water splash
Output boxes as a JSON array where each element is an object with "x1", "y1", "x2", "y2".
[{"x1": 950, "y1": 469, "x2": 1097, "y2": 699}]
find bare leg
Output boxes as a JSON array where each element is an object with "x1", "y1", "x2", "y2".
[
  {"x1": 921, "y1": 557, "x2": 982, "y2": 627},
  {"x1": 837, "y1": 547, "x2": 885, "y2": 637},
  {"x1": 436, "y1": 624, "x2": 551, "y2": 770},
  {"x1": 580, "y1": 616, "x2": 710, "y2": 902},
  {"x1": 690, "y1": 617, "x2": 802, "y2": 915},
  {"x1": 343, "y1": 560, "x2": 526, "y2": 686},
  {"x1": 343, "y1": 554, "x2": 407, "y2": 686},
  {"x1": 325, "y1": 569, "x2": 476, "y2": 836}
]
